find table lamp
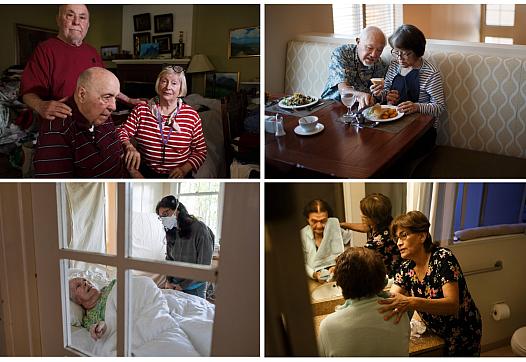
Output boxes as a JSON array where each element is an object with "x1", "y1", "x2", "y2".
[{"x1": 186, "y1": 54, "x2": 215, "y2": 95}]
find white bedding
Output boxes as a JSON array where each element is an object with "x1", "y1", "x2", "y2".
[{"x1": 70, "y1": 276, "x2": 214, "y2": 356}]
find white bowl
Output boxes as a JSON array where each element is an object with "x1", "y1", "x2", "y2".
[{"x1": 298, "y1": 115, "x2": 318, "y2": 132}]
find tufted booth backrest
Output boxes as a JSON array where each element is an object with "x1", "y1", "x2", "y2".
[{"x1": 285, "y1": 35, "x2": 526, "y2": 158}]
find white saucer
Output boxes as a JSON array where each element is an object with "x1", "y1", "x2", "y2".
[{"x1": 294, "y1": 123, "x2": 324, "y2": 136}]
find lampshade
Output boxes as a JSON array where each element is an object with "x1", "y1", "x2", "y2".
[{"x1": 186, "y1": 54, "x2": 215, "y2": 73}]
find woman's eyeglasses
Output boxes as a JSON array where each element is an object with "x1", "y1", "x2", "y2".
[
  {"x1": 396, "y1": 230, "x2": 412, "y2": 240},
  {"x1": 164, "y1": 65, "x2": 184, "y2": 73},
  {"x1": 391, "y1": 49, "x2": 414, "y2": 59}
]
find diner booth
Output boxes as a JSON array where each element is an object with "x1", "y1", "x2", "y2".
[{"x1": 265, "y1": 4, "x2": 526, "y2": 179}]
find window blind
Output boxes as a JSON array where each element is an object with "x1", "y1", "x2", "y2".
[{"x1": 333, "y1": 4, "x2": 403, "y2": 38}]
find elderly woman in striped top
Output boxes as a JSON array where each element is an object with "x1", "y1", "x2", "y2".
[
  {"x1": 371, "y1": 24, "x2": 446, "y2": 126},
  {"x1": 118, "y1": 66, "x2": 207, "y2": 178}
]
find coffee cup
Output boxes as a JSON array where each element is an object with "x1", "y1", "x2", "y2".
[
  {"x1": 298, "y1": 116, "x2": 318, "y2": 132},
  {"x1": 370, "y1": 77, "x2": 384, "y2": 87}
]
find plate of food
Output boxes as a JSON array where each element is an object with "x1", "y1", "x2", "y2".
[
  {"x1": 278, "y1": 93, "x2": 319, "y2": 109},
  {"x1": 363, "y1": 104, "x2": 404, "y2": 122}
]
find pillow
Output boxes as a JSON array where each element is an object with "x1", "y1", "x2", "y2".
[{"x1": 69, "y1": 301, "x2": 84, "y2": 327}]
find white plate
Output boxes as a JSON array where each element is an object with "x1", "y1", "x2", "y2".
[
  {"x1": 363, "y1": 105, "x2": 405, "y2": 122},
  {"x1": 279, "y1": 96, "x2": 319, "y2": 109},
  {"x1": 294, "y1": 123, "x2": 324, "y2": 136}
]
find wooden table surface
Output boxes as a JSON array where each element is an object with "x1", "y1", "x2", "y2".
[{"x1": 265, "y1": 97, "x2": 434, "y2": 178}]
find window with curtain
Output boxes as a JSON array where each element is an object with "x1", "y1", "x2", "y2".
[{"x1": 332, "y1": 4, "x2": 403, "y2": 38}]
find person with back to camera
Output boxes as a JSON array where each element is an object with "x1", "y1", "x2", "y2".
[
  {"x1": 118, "y1": 66, "x2": 207, "y2": 178},
  {"x1": 318, "y1": 247, "x2": 409, "y2": 356},
  {"x1": 20, "y1": 4, "x2": 143, "y2": 122},
  {"x1": 340, "y1": 193, "x2": 402, "y2": 278},
  {"x1": 301, "y1": 199, "x2": 353, "y2": 283},
  {"x1": 378, "y1": 210, "x2": 482, "y2": 356},
  {"x1": 320, "y1": 26, "x2": 388, "y2": 109},
  {"x1": 156, "y1": 195, "x2": 214, "y2": 298}
]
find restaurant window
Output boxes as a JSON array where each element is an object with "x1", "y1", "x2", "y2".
[
  {"x1": 453, "y1": 183, "x2": 526, "y2": 233},
  {"x1": 332, "y1": 4, "x2": 403, "y2": 37},
  {"x1": 481, "y1": 4, "x2": 515, "y2": 44}
]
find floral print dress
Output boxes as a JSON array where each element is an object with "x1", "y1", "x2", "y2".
[
  {"x1": 394, "y1": 247, "x2": 482, "y2": 356},
  {"x1": 364, "y1": 228, "x2": 402, "y2": 278}
]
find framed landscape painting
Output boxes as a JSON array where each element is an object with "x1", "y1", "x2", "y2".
[{"x1": 228, "y1": 26, "x2": 260, "y2": 58}]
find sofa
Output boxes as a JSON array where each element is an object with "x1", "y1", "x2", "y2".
[{"x1": 284, "y1": 34, "x2": 526, "y2": 177}]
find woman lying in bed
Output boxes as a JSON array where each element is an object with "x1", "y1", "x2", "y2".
[
  {"x1": 69, "y1": 277, "x2": 115, "y2": 340},
  {"x1": 68, "y1": 275, "x2": 215, "y2": 356}
]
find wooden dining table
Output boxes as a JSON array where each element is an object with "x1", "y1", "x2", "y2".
[{"x1": 265, "y1": 97, "x2": 434, "y2": 178}]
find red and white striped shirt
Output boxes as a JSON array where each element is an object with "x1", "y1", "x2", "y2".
[{"x1": 117, "y1": 102, "x2": 207, "y2": 174}]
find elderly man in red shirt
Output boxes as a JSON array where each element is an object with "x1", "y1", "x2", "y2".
[
  {"x1": 20, "y1": 4, "x2": 142, "y2": 121},
  {"x1": 33, "y1": 67, "x2": 139, "y2": 178}
]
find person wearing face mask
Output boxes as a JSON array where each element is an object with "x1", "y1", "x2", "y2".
[
  {"x1": 155, "y1": 195, "x2": 214, "y2": 298},
  {"x1": 117, "y1": 66, "x2": 207, "y2": 178},
  {"x1": 320, "y1": 26, "x2": 388, "y2": 109},
  {"x1": 20, "y1": 4, "x2": 143, "y2": 122},
  {"x1": 301, "y1": 199, "x2": 353, "y2": 283}
]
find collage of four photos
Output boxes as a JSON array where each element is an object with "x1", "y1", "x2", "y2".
[{"x1": 0, "y1": 2, "x2": 525, "y2": 358}]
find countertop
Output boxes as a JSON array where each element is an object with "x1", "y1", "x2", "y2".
[{"x1": 309, "y1": 279, "x2": 446, "y2": 356}]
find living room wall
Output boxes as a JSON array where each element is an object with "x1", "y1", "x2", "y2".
[
  {"x1": 0, "y1": 4, "x2": 122, "y2": 73},
  {"x1": 193, "y1": 4, "x2": 260, "y2": 83}
]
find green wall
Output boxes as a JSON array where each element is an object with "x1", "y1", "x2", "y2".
[
  {"x1": 0, "y1": 4, "x2": 122, "y2": 73},
  {"x1": 193, "y1": 5, "x2": 260, "y2": 83}
]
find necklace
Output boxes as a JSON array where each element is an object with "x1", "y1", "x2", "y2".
[{"x1": 152, "y1": 98, "x2": 182, "y2": 163}]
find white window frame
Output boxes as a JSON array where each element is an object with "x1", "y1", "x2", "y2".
[{"x1": 28, "y1": 182, "x2": 259, "y2": 356}]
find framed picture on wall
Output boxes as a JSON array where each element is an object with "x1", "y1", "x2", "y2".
[
  {"x1": 214, "y1": 72, "x2": 240, "y2": 98},
  {"x1": 152, "y1": 34, "x2": 172, "y2": 54},
  {"x1": 100, "y1": 45, "x2": 120, "y2": 61},
  {"x1": 133, "y1": 32, "x2": 151, "y2": 57},
  {"x1": 228, "y1": 26, "x2": 260, "y2": 58},
  {"x1": 133, "y1": 13, "x2": 151, "y2": 32},
  {"x1": 154, "y1": 14, "x2": 173, "y2": 33}
]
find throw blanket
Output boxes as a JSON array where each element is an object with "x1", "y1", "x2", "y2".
[{"x1": 90, "y1": 276, "x2": 214, "y2": 356}]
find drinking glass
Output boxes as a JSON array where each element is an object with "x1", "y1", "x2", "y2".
[{"x1": 338, "y1": 88, "x2": 357, "y2": 124}]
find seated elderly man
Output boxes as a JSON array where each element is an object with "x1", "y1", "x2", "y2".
[
  {"x1": 33, "y1": 67, "x2": 136, "y2": 178},
  {"x1": 318, "y1": 247, "x2": 409, "y2": 357},
  {"x1": 320, "y1": 26, "x2": 388, "y2": 109}
]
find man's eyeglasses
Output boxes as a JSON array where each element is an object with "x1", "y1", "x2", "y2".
[
  {"x1": 164, "y1": 65, "x2": 184, "y2": 73},
  {"x1": 391, "y1": 49, "x2": 414, "y2": 59}
]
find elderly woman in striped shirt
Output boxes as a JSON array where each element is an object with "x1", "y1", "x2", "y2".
[
  {"x1": 371, "y1": 24, "x2": 446, "y2": 127},
  {"x1": 118, "y1": 66, "x2": 207, "y2": 178}
]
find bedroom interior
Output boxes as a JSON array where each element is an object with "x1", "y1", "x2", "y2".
[
  {"x1": 0, "y1": 181, "x2": 260, "y2": 356},
  {"x1": 0, "y1": 4, "x2": 260, "y2": 178}
]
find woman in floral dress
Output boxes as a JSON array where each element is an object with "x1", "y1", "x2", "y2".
[
  {"x1": 378, "y1": 210, "x2": 482, "y2": 356},
  {"x1": 341, "y1": 193, "x2": 402, "y2": 278}
]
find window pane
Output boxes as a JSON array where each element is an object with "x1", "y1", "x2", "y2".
[
  {"x1": 129, "y1": 269, "x2": 215, "y2": 356},
  {"x1": 59, "y1": 183, "x2": 116, "y2": 257},
  {"x1": 485, "y1": 4, "x2": 514, "y2": 26},
  {"x1": 333, "y1": 4, "x2": 403, "y2": 37},
  {"x1": 64, "y1": 261, "x2": 116, "y2": 356},
  {"x1": 484, "y1": 36, "x2": 513, "y2": 44},
  {"x1": 130, "y1": 182, "x2": 219, "y2": 266},
  {"x1": 179, "y1": 181, "x2": 220, "y2": 194}
]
